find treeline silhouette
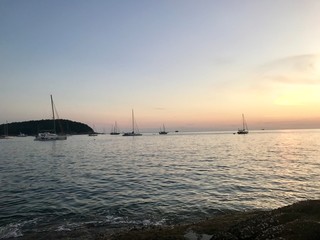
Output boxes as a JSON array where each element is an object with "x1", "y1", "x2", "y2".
[{"x1": 0, "y1": 119, "x2": 93, "y2": 136}]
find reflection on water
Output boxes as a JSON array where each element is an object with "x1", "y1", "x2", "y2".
[{"x1": 0, "y1": 130, "x2": 319, "y2": 237}]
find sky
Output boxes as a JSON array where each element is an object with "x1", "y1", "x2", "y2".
[{"x1": 1, "y1": 0, "x2": 320, "y2": 132}]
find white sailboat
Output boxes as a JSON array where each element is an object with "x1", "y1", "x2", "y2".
[
  {"x1": 17, "y1": 132, "x2": 27, "y2": 137},
  {"x1": 123, "y1": 109, "x2": 142, "y2": 136},
  {"x1": 35, "y1": 95, "x2": 67, "y2": 141},
  {"x1": 237, "y1": 114, "x2": 249, "y2": 134}
]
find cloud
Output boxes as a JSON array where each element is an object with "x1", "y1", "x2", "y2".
[
  {"x1": 263, "y1": 75, "x2": 319, "y2": 85},
  {"x1": 258, "y1": 54, "x2": 320, "y2": 85},
  {"x1": 154, "y1": 107, "x2": 165, "y2": 110}
]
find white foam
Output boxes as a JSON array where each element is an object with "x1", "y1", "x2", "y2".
[
  {"x1": 0, "y1": 223, "x2": 23, "y2": 239},
  {"x1": 56, "y1": 225, "x2": 71, "y2": 232},
  {"x1": 104, "y1": 215, "x2": 166, "y2": 227}
]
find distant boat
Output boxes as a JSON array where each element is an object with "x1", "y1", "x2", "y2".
[
  {"x1": 123, "y1": 109, "x2": 142, "y2": 136},
  {"x1": 88, "y1": 124, "x2": 98, "y2": 136},
  {"x1": 0, "y1": 121, "x2": 10, "y2": 139},
  {"x1": 17, "y1": 132, "x2": 27, "y2": 137},
  {"x1": 159, "y1": 124, "x2": 168, "y2": 135},
  {"x1": 35, "y1": 95, "x2": 67, "y2": 141},
  {"x1": 110, "y1": 121, "x2": 120, "y2": 135},
  {"x1": 237, "y1": 114, "x2": 249, "y2": 134}
]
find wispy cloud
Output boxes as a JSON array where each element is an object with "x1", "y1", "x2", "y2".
[
  {"x1": 154, "y1": 107, "x2": 165, "y2": 110},
  {"x1": 258, "y1": 54, "x2": 320, "y2": 85}
]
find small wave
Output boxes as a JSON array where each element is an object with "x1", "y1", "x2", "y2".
[
  {"x1": 0, "y1": 218, "x2": 43, "y2": 239},
  {"x1": 52, "y1": 216, "x2": 166, "y2": 234},
  {"x1": 104, "y1": 215, "x2": 166, "y2": 227},
  {"x1": 56, "y1": 225, "x2": 72, "y2": 232},
  {"x1": 0, "y1": 223, "x2": 23, "y2": 239},
  {"x1": 53, "y1": 221, "x2": 88, "y2": 232}
]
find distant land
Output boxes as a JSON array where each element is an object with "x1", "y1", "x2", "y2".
[{"x1": 0, "y1": 119, "x2": 93, "y2": 136}]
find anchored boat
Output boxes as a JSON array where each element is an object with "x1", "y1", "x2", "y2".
[
  {"x1": 237, "y1": 114, "x2": 249, "y2": 134},
  {"x1": 35, "y1": 95, "x2": 67, "y2": 141}
]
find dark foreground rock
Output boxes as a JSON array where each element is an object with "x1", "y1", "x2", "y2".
[{"x1": 17, "y1": 200, "x2": 320, "y2": 240}]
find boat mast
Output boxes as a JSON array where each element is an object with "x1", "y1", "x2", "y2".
[
  {"x1": 244, "y1": 116, "x2": 248, "y2": 131},
  {"x1": 51, "y1": 95, "x2": 56, "y2": 133},
  {"x1": 242, "y1": 114, "x2": 245, "y2": 130},
  {"x1": 5, "y1": 121, "x2": 8, "y2": 136},
  {"x1": 242, "y1": 114, "x2": 248, "y2": 131},
  {"x1": 132, "y1": 109, "x2": 134, "y2": 133}
]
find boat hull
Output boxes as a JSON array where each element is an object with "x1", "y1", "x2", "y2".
[
  {"x1": 88, "y1": 133, "x2": 98, "y2": 136},
  {"x1": 0, "y1": 136, "x2": 10, "y2": 139},
  {"x1": 110, "y1": 132, "x2": 120, "y2": 135},
  {"x1": 123, "y1": 132, "x2": 142, "y2": 136},
  {"x1": 35, "y1": 132, "x2": 67, "y2": 141},
  {"x1": 237, "y1": 130, "x2": 248, "y2": 134}
]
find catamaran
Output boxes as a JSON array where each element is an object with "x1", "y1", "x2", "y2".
[
  {"x1": 123, "y1": 110, "x2": 142, "y2": 136},
  {"x1": 237, "y1": 114, "x2": 249, "y2": 134},
  {"x1": 35, "y1": 95, "x2": 67, "y2": 141}
]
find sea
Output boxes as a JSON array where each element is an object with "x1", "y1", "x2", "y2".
[{"x1": 1, "y1": 130, "x2": 319, "y2": 239}]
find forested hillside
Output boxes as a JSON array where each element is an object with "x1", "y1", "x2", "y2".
[{"x1": 0, "y1": 119, "x2": 93, "y2": 136}]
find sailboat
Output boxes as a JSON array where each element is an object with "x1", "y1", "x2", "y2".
[
  {"x1": 0, "y1": 121, "x2": 10, "y2": 139},
  {"x1": 110, "y1": 121, "x2": 120, "y2": 135},
  {"x1": 159, "y1": 124, "x2": 168, "y2": 135},
  {"x1": 123, "y1": 110, "x2": 142, "y2": 136},
  {"x1": 237, "y1": 114, "x2": 249, "y2": 134},
  {"x1": 35, "y1": 95, "x2": 67, "y2": 141},
  {"x1": 17, "y1": 132, "x2": 27, "y2": 137},
  {"x1": 88, "y1": 124, "x2": 98, "y2": 136}
]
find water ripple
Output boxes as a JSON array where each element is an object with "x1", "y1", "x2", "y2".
[{"x1": 1, "y1": 131, "x2": 320, "y2": 238}]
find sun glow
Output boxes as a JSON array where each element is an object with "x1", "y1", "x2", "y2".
[{"x1": 273, "y1": 86, "x2": 320, "y2": 106}]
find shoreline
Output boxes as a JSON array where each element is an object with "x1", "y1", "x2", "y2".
[{"x1": 15, "y1": 199, "x2": 320, "y2": 240}]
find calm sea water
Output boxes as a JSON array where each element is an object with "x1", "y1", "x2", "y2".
[{"x1": 1, "y1": 130, "x2": 320, "y2": 238}]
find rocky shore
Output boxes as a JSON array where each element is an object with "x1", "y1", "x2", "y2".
[{"x1": 17, "y1": 200, "x2": 320, "y2": 240}]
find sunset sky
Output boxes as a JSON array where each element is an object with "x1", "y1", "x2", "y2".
[{"x1": 1, "y1": 0, "x2": 320, "y2": 132}]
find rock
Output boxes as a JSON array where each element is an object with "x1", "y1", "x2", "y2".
[
  {"x1": 210, "y1": 231, "x2": 238, "y2": 240},
  {"x1": 16, "y1": 200, "x2": 320, "y2": 240},
  {"x1": 229, "y1": 211, "x2": 280, "y2": 239}
]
